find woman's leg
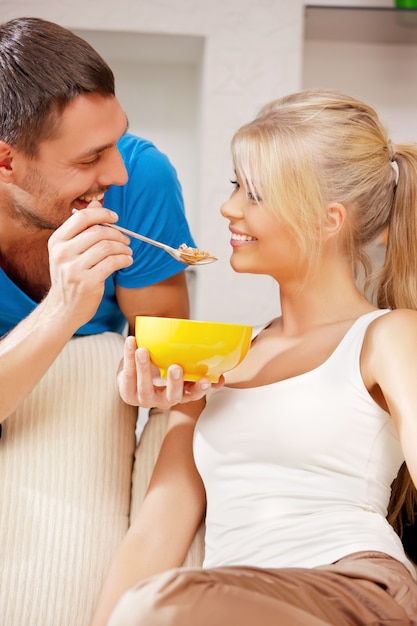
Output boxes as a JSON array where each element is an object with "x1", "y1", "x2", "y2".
[{"x1": 108, "y1": 553, "x2": 416, "y2": 626}]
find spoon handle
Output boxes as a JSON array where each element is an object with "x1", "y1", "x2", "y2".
[{"x1": 104, "y1": 222, "x2": 170, "y2": 252}]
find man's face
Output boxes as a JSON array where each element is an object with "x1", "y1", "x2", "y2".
[{"x1": 9, "y1": 93, "x2": 129, "y2": 231}]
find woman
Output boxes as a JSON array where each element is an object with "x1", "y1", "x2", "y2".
[{"x1": 93, "y1": 89, "x2": 417, "y2": 625}]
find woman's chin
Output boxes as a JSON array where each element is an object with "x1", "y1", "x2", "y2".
[{"x1": 230, "y1": 256, "x2": 252, "y2": 274}]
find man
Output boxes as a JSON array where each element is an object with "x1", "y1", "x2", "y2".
[
  {"x1": 0, "y1": 16, "x2": 195, "y2": 421},
  {"x1": 0, "y1": 16, "x2": 196, "y2": 626}
]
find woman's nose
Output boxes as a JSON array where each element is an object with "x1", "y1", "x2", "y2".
[{"x1": 220, "y1": 193, "x2": 243, "y2": 220}]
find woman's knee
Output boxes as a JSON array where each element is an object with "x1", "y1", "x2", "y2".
[{"x1": 108, "y1": 568, "x2": 207, "y2": 626}]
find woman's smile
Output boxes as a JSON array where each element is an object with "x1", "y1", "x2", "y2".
[{"x1": 229, "y1": 228, "x2": 258, "y2": 247}]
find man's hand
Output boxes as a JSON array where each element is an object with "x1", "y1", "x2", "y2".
[
  {"x1": 117, "y1": 336, "x2": 224, "y2": 409},
  {"x1": 0, "y1": 204, "x2": 133, "y2": 421},
  {"x1": 46, "y1": 204, "x2": 133, "y2": 330}
]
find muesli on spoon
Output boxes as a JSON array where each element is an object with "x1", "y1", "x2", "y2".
[{"x1": 177, "y1": 243, "x2": 218, "y2": 264}]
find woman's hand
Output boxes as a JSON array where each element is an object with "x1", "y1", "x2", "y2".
[{"x1": 117, "y1": 336, "x2": 224, "y2": 409}]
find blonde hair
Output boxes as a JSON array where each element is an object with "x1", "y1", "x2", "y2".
[{"x1": 232, "y1": 88, "x2": 417, "y2": 535}]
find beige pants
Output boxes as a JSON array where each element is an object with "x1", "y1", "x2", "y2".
[{"x1": 108, "y1": 552, "x2": 417, "y2": 626}]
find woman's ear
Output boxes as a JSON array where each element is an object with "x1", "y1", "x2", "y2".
[
  {"x1": 0, "y1": 140, "x2": 14, "y2": 182},
  {"x1": 323, "y1": 202, "x2": 346, "y2": 240}
]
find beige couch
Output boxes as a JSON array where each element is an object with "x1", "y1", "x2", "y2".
[
  {"x1": 1, "y1": 333, "x2": 414, "y2": 625},
  {"x1": 0, "y1": 333, "x2": 204, "y2": 626}
]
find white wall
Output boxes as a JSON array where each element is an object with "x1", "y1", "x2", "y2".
[
  {"x1": 303, "y1": 2, "x2": 417, "y2": 144},
  {"x1": 303, "y1": 40, "x2": 417, "y2": 144}
]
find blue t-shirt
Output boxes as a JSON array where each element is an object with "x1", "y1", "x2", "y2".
[{"x1": 0, "y1": 133, "x2": 195, "y2": 336}]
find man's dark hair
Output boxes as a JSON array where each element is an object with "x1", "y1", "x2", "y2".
[{"x1": 0, "y1": 17, "x2": 115, "y2": 155}]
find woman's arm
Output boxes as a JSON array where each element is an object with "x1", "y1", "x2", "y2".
[
  {"x1": 91, "y1": 398, "x2": 206, "y2": 626},
  {"x1": 364, "y1": 309, "x2": 417, "y2": 488}
]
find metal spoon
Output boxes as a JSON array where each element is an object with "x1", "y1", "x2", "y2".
[
  {"x1": 105, "y1": 222, "x2": 217, "y2": 265},
  {"x1": 72, "y1": 209, "x2": 217, "y2": 265}
]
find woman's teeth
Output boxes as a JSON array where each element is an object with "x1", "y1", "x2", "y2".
[{"x1": 231, "y1": 233, "x2": 257, "y2": 242}]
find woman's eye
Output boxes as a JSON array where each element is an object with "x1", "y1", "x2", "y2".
[
  {"x1": 230, "y1": 178, "x2": 261, "y2": 201},
  {"x1": 248, "y1": 190, "x2": 262, "y2": 202}
]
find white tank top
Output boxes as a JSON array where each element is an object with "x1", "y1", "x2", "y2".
[{"x1": 193, "y1": 310, "x2": 415, "y2": 575}]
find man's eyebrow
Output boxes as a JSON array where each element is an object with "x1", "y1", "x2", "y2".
[
  {"x1": 76, "y1": 144, "x2": 112, "y2": 159},
  {"x1": 76, "y1": 119, "x2": 129, "y2": 160}
]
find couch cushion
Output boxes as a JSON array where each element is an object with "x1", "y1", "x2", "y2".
[{"x1": 0, "y1": 333, "x2": 138, "y2": 626}]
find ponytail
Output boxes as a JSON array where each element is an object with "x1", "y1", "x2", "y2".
[
  {"x1": 387, "y1": 463, "x2": 416, "y2": 537},
  {"x1": 378, "y1": 144, "x2": 417, "y2": 537},
  {"x1": 378, "y1": 145, "x2": 417, "y2": 310}
]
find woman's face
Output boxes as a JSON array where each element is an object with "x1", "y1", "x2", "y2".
[{"x1": 220, "y1": 171, "x2": 307, "y2": 284}]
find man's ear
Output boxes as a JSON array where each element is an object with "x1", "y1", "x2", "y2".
[
  {"x1": 0, "y1": 140, "x2": 14, "y2": 181},
  {"x1": 323, "y1": 202, "x2": 346, "y2": 240}
]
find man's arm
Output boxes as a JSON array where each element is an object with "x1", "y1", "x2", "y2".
[
  {"x1": 115, "y1": 271, "x2": 190, "y2": 335},
  {"x1": 0, "y1": 207, "x2": 133, "y2": 422}
]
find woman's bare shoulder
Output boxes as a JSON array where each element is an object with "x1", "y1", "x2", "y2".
[
  {"x1": 362, "y1": 308, "x2": 417, "y2": 380},
  {"x1": 368, "y1": 308, "x2": 417, "y2": 337}
]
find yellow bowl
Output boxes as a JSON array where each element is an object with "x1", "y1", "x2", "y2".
[{"x1": 135, "y1": 316, "x2": 252, "y2": 382}]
